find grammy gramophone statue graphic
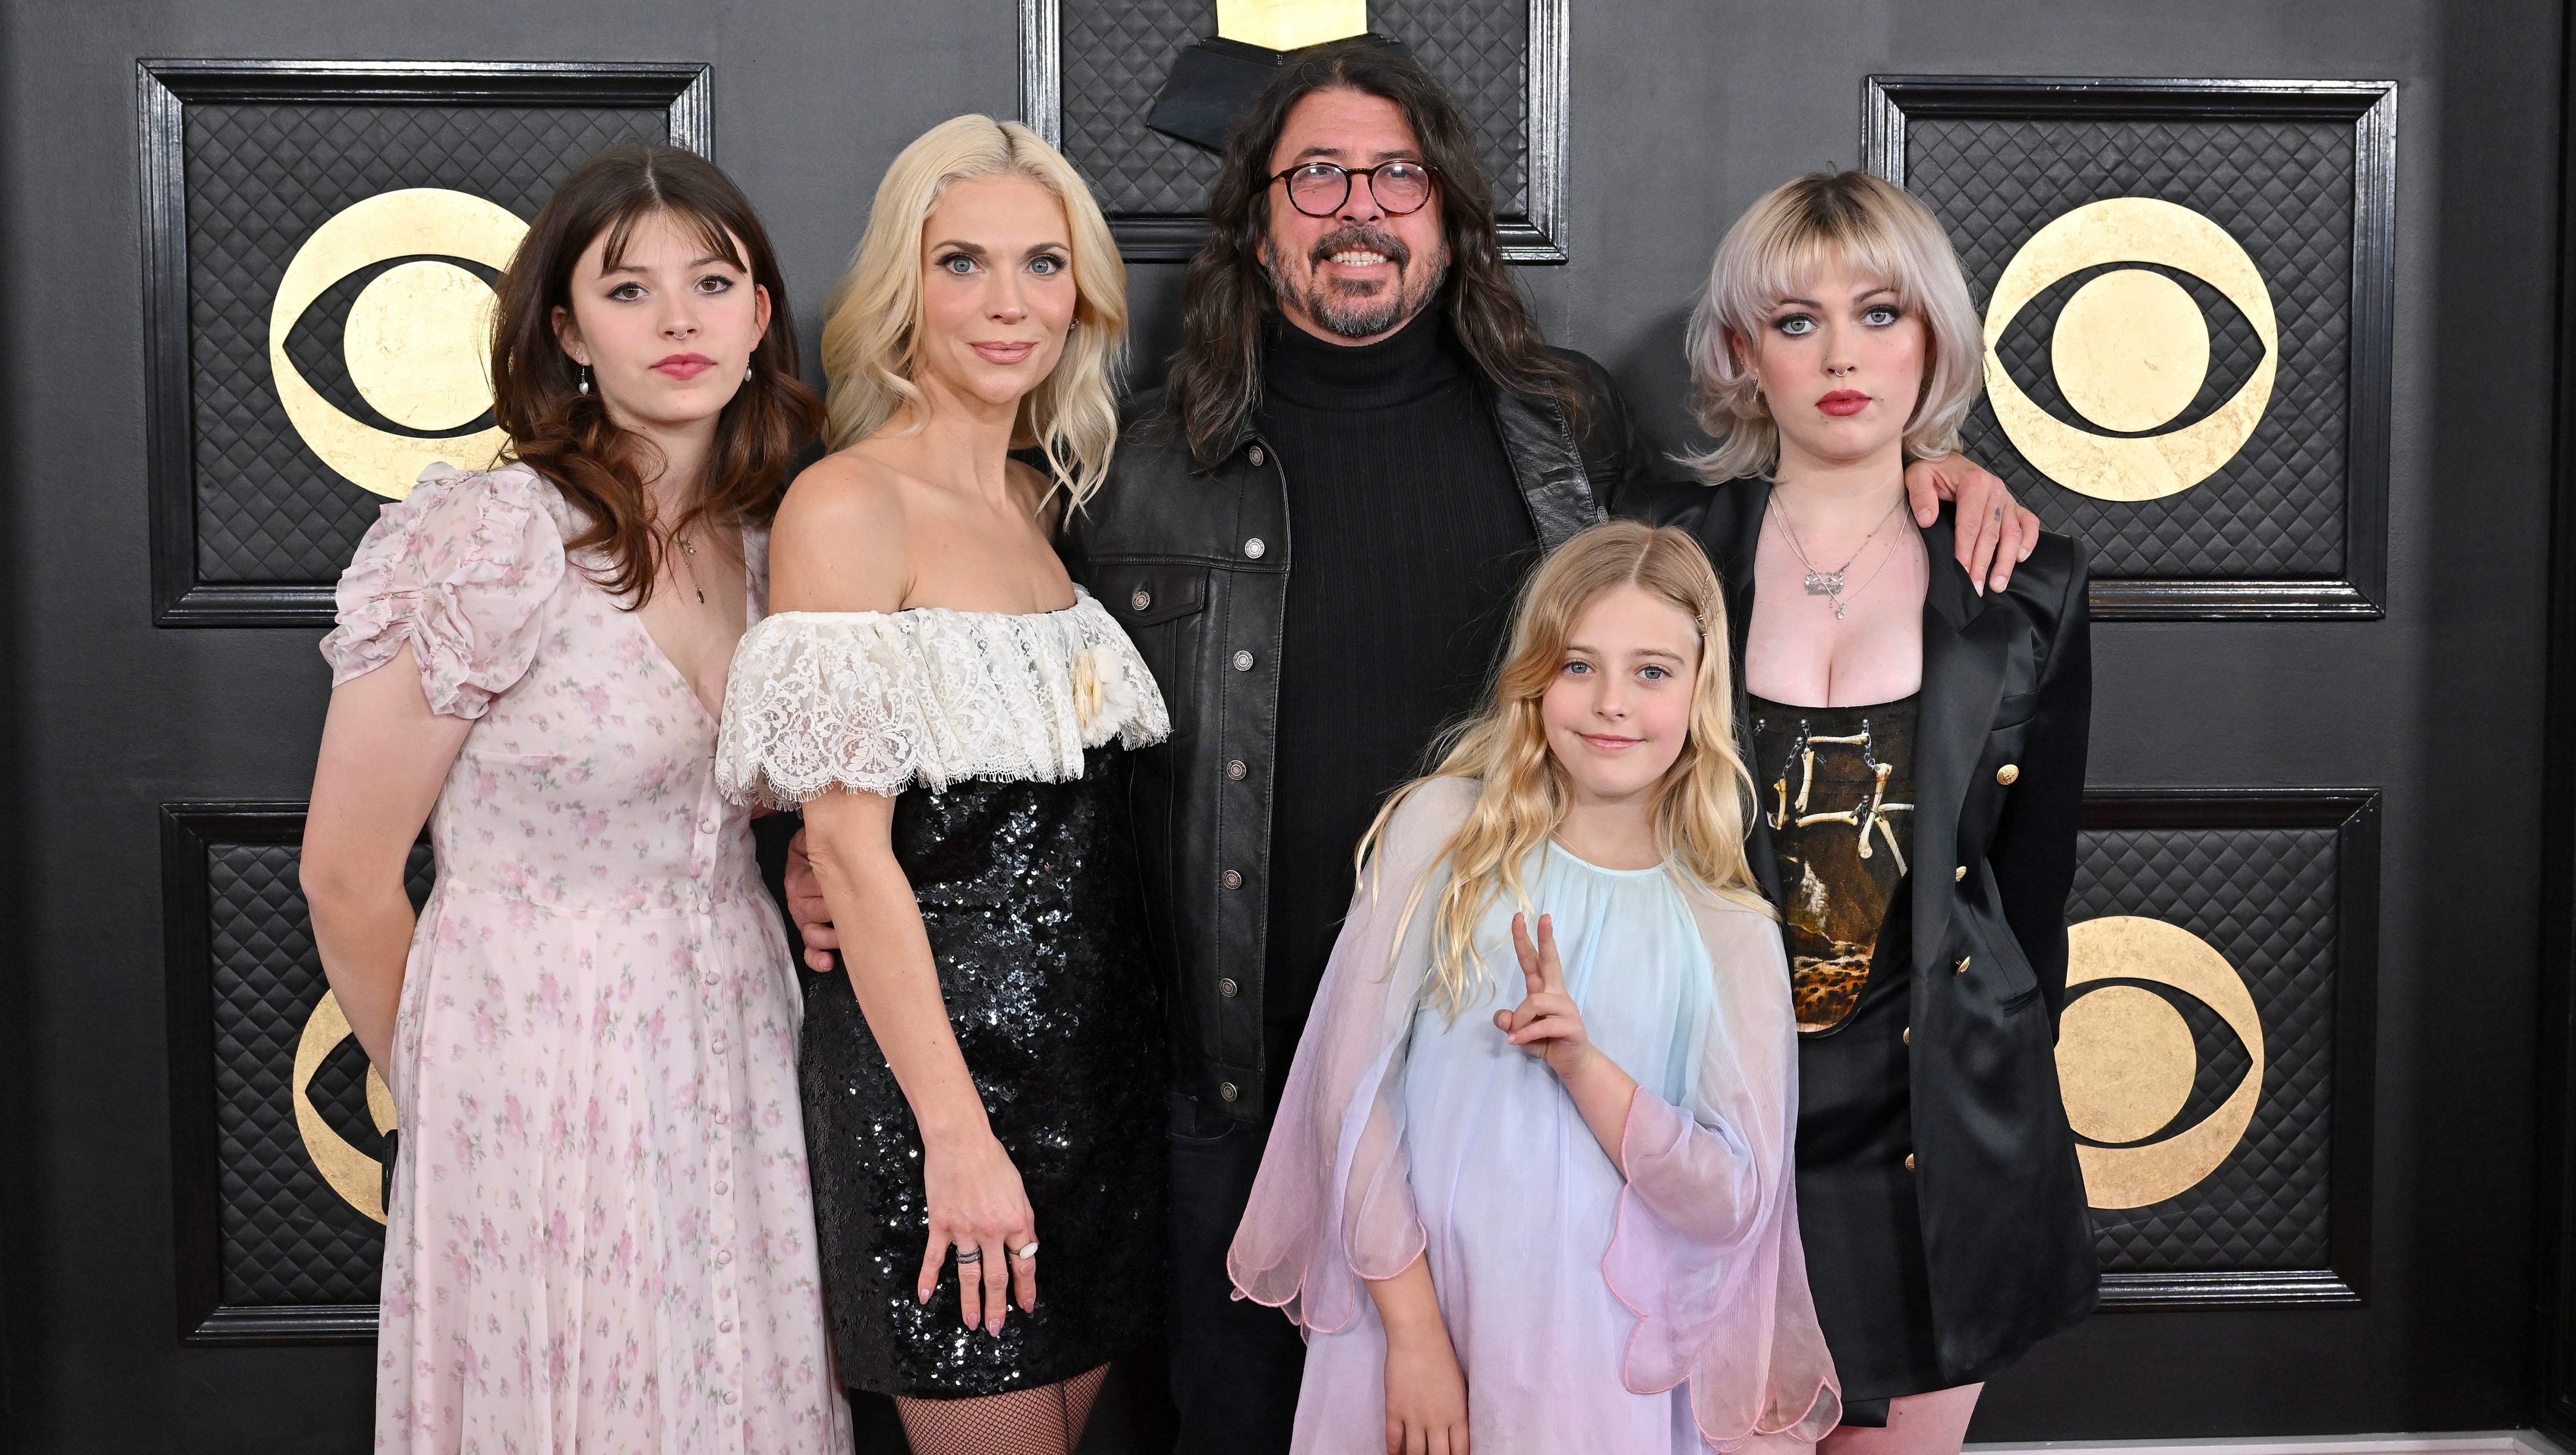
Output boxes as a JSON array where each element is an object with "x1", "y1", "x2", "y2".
[{"x1": 1148, "y1": 0, "x2": 1389, "y2": 150}]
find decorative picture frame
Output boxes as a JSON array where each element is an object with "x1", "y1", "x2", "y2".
[
  {"x1": 2071, "y1": 788, "x2": 2379, "y2": 1310},
  {"x1": 1018, "y1": 0, "x2": 1568, "y2": 262},
  {"x1": 139, "y1": 60, "x2": 712, "y2": 627},
  {"x1": 1866, "y1": 77, "x2": 2397, "y2": 620},
  {"x1": 163, "y1": 802, "x2": 430, "y2": 1344}
]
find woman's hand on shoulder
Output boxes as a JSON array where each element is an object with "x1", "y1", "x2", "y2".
[
  {"x1": 768, "y1": 451, "x2": 912, "y2": 614},
  {"x1": 1903, "y1": 455, "x2": 2040, "y2": 595}
]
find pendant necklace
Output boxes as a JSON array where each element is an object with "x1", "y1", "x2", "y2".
[
  {"x1": 673, "y1": 532, "x2": 705, "y2": 604},
  {"x1": 1772, "y1": 489, "x2": 1906, "y2": 620}
]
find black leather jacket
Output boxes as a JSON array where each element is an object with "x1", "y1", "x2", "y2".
[
  {"x1": 1058, "y1": 350, "x2": 1660, "y2": 1120},
  {"x1": 1636, "y1": 475, "x2": 2099, "y2": 1381}
]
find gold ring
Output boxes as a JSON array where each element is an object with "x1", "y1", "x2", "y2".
[{"x1": 1010, "y1": 1240, "x2": 1039, "y2": 1260}]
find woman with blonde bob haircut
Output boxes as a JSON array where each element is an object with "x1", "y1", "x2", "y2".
[
  {"x1": 716, "y1": 115, "x2": 1169, "y2": 1453},
  {"x1": 1641, "y1": 170, "x2": 2098, "y2": 1455},
  {"x1": 1234, "y1": 519, "x2": 1840, "y2": 1453},
  {"x1": 1682, "y1": 170, "x2": 1985, "y2": 486}
]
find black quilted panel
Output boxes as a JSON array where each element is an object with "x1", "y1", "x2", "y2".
[
  {"x1": 2067, "y1": 827, "x2": 2337, "y2": 1271},
  {"x1": 185, "y1": 102, "x2": 667, "y2": 587},
  {"x1": 1058, "y1": 0, "x2": 1528, "y2": 221},
  {"x1": 1905, "y1": 116, "x2": 2354, "y2": 579},
  {"x1": 208, "y1": 841, "x2": 434, "y2": 1306}
]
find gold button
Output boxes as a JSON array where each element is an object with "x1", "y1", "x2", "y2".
[
  {"x1": 1953, "y1": 864, "x2": 1967, "y2": 883},
  {"x1": 1226, "y1": 759, "x2": 1248, "y2": 781},
  {"x1": 1220, "y1": 869, "x2": 1243, "y2": 888},
  {"x1": 1955, "y1": 955, "x2": 1971, "y2": 975},
  {"x1": 1218, "y1": 978, "x2": 1239, "y2": 997},
  {"x1": 1905, "y1": 1153, "x2": 1917, "y2": 1171},
  {"x1": 1996, "y1": 763, "x2": 2020, "y2": 786},
  {"x1": 1219, "y1": 1082, "x2": 1240, "y2": 1102},
  {"x1": 1233, "y1": 650, "x2": 1255, "y2": 671},
  {"x1": 1247, "y1": 445, "x2": 1266, "y2": 467},
  {"x1": 1243, "y1": 537, "x2": 1267, "y2": 559},
  {"x1": 1131, "y1": 587, "x2": 1152, "y2": 611},
  {"x1": 1902, "y1": 1026, "x2": 1911, "y2": 1045}
]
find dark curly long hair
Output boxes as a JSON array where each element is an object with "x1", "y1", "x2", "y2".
[
  {"x1": 490, "y1": 142, "x2": 822, "y2": 604},
  {"x1": 1164, "y1": 38, "x2": 1582, "y2": 467}
]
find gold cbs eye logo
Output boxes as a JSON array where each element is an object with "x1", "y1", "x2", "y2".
[
  {"x1": 293, "y1": 991, "x2": 397, "y2": 1224},
  {"x1": 269, "y1": 188, "x2": 528, "y2": 501},
  {"x1": 2055, "y1": 916, "x2": 2265, "y2": 1208},
  {"x1": 1984, "y1": 197, "x2": 2279, "y2": 503}
]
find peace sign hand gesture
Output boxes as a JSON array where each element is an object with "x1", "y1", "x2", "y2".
[{"x1": 1495, "y1": 912, "x2": 1596, "y2": 1082}]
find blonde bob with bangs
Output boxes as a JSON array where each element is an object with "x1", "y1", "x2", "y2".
[
  {"x1": 820, "y1": 114, "x2": 1127, "y2": 508},
  {"x1": 1682, "y1": 171, "x2": 1984, "y2": 484},
  {"x1": 1357, "y1": 520, "x2": 1772, "y2": 1021}
]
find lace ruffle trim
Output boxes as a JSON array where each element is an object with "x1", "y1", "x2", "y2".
[{"x1": 714, "y1": 591, "x2": 1171, "y2": 807}]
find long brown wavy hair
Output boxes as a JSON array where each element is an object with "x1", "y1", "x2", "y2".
[
  {"x1": 1163, "y1": 38, "x2": 1583, "y2": 467},
  {"x1": 490, "y1": 142, "x2": 823, "y2": 604},
  {"x1": 1357, "y1": 521, "x2": 1769, "y2": 1018}
]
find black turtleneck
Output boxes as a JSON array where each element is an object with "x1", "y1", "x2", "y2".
[{"x1": 1252, "y1": 310, "x2": 1538, "y2": 1098}]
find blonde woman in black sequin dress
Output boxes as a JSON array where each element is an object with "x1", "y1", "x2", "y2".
[{"x1": 713, "y1": 116, "x2": 1166, "y2": 1454}]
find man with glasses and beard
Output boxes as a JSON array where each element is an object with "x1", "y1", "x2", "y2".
[{"x1": 792, "y1": 38, "x2": 2037, "y2": 1452}]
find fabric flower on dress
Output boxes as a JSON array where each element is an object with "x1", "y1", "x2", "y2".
[{"x1": 1071, "y1": 644, "x2": 1141, "y2": 743}]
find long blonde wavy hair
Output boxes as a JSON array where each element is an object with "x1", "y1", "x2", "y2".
[
  {"x1": 1357, "y1": 521, "x2": 1771, "y2": 1019},
  {"x1": 819, "y1": 114, "x2": 1128, "y2": 508}
]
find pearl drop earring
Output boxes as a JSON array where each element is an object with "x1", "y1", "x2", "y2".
[{"x1": 577, "y1": 364, "x2": 590, "y2": 396}]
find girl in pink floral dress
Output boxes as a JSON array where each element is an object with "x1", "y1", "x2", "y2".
[{"x1": 302, "y1": 144, "x2": 847, "y2": 1452}]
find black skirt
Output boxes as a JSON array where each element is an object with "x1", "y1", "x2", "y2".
[
  {"x1": 801, "y1": 745, "x2": 1165, "y2": 1398},
  {"x1": 1794, "y1": 885, "x2": 1943, "y2": 1421}
]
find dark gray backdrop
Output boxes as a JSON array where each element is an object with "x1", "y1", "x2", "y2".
[{"x1": 0, "y1": 1, "x2": 2559, "y2": 1449}]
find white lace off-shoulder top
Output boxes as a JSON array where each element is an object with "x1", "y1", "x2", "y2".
[{"x1": 713, "y1": 588, "x2": 1171, "y2": 808}]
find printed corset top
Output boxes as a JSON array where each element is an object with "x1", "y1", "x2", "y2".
[
  {"x1": 712, "y1": 589, "x2": 1171, "y2": 809},
  {"x1": 1747, "y1": 693, "x2": 1920, "y2": 1034}
]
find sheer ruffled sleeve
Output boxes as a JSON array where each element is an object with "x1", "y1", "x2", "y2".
[
  {"x1": 317, "y1": 462, "x2": 566, "y2": 719},
  {"x1": 715, "y1": 614, "x2": 931, "y2": 806},
  {"x1": 716, "y1": 597, "x2": 1169, "y2": 809},
  {"x1": 1603, "y1": 897, "x2": 1840, "y2": 1450},
  {"x1": 1227, "y1": 776, "x2": 1471, "y2": 1334}
]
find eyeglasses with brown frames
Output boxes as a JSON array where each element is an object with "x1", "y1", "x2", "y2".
[{"x1": 1264, "y1": 160, "x2": 1439, "y2": 217}]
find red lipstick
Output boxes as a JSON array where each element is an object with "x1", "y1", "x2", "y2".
[
  {"x1": 1818, "y1": 390, "x2": 1870, "y2": 417},
  {"x1": 653, "y1": 352, "x2": 716, "y2": 379}
]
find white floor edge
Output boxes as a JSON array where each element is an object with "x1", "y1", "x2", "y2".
[{"x1": 1969, "y1": 1431, "x2": 2570, "y2": 1455}]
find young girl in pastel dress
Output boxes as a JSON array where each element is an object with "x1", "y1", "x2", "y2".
[{"x1": 1230, "y1": 520, "x2": 1840, "y2": 1455}]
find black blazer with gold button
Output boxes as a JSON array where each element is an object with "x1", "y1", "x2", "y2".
[{"x1": 1633, "y1": 475, "x2": 2099, "y2": 1383}]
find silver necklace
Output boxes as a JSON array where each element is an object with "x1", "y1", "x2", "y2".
[{"x1": 1771, "y1": 489, "x2": 1906, "y2": 620}]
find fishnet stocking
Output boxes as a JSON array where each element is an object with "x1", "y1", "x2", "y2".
[{"x1": 895, "y1": 1364, "x2": 1111, "y2": 1455}]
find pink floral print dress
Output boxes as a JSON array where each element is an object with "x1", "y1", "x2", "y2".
[{"x1": 320, "y1": 462, "x2": 848, "y2": 1454}]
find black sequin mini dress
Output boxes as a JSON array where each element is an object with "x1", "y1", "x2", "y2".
[{"x1": 716, "y1": 590, "x2": 1170, "y2": 1398}]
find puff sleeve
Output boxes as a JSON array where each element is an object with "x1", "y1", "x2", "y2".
[
  {"x1": 1601, "y1": 899, "x2": 1840, "y2": 1450},
  {"x1": 317, "y1": 463, "x2": 566, "y2": 719}
]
